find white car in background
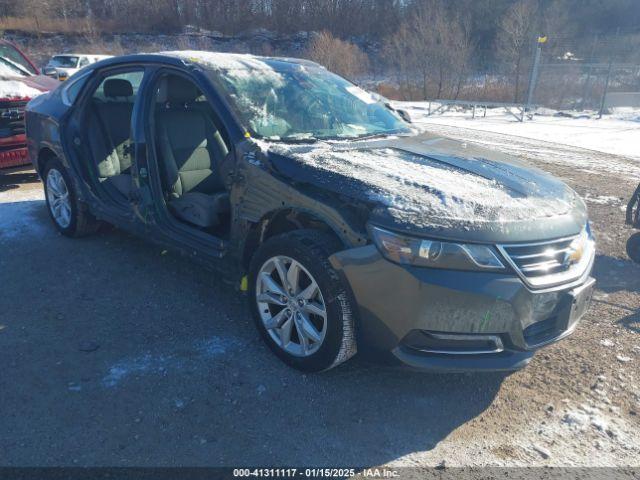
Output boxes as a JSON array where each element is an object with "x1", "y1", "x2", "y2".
[{"x1": 43, "y1": 54, "x2": 112, "y2": 81}]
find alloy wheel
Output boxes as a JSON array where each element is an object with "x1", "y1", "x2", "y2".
[
  {"x1": 256, "y1": 255, "x2": 328, "y2": 357},
  {"x1": 46, "y1": 168, "x2": 72, "y2": 229}
]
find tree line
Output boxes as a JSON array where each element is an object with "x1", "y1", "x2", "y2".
[{"x1": 2, "y1": 0, "x2": 638, "y2": 104}]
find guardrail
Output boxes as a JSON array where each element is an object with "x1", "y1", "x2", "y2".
[{"x1": 414, "y1": 99, "x2": 535, "y2": 122}]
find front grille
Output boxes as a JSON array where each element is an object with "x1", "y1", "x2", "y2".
[
  {"x1": 0, "y1": 99, "x2": 27, "y2": 138},
  {"x1": 503, "y1": 237, "x2": 576, "y2": 277},
  {"x1": 498, "y1": 233, "x2": 594, "y2": 289}
]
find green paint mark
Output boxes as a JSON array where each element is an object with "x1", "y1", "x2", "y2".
[{"x1": 481, "y1": 310, "x2": 492, "y2": 329}]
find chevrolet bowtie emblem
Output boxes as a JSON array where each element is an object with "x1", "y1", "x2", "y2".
[
  {"x1": 1, "y1": 109, "x2": 22, "y2": 120},
  {"x1": 563, "y1": 244, "x2": 583, "y2": 265}
]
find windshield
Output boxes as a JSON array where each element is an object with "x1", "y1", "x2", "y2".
[
  {"x1": 206, "y1": 60, "x2": 410, "y2": 141},
  {"x1": 0, "y1": 44, "x2": 36, "y2": 76},
  {"x1": 50, "y1": 56, "x2": 79, "y2": 68}
]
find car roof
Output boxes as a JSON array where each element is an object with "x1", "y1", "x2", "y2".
[
  {"x1": 53, "y1": 53, "x2": 109, "y2": 57},
  {"x1": 86, "y1": 50, "x2": 323, "y2": 72}
]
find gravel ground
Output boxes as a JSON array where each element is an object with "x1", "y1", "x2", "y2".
[{"x1": 0, "y1": 127, "x2": 639, "y2": 469}]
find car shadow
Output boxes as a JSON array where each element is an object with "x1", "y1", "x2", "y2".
[
  {"x1": 589, "y1": 254, "x2": 640, "y2": 334},
  {"x1": 0, "y1": 199, "x2": 506, "y2": 467},
  {"x1": 592, "y1": 253, "x2": 640, "y2": 294},
  {"x1": 616, "y1": 310, "x2": 640, "y2": 334},
  {"x1": 0, "y1": 168, "x2": 40, "y2": 192}
]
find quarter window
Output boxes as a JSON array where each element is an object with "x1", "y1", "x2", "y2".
[{"x1": 62, "y1": 72, "x2": 90, "y2": 105}]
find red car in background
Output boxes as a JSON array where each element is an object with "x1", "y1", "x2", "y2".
[{"x1": 0, "y1": 40, "x2": 58, "y2": 169}]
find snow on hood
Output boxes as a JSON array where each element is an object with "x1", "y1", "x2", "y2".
[
  {"x1": 0, "y1": 62, "x2": 22, "y2": 77},
  {"x1": 0, "y1": 79, "x2": 43, "y2": 99},
  {"x1": 259, "y1": 135, "x2": 583, "y2": 234},
  {"x1": 0, "y1": 59, "x2": 43, "y2": 98}
]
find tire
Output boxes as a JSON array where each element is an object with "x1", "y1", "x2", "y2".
[
  {"x1": 43, "y1": 158, "x2": 100, "y2": 237},
  {"x1": 626, "y1": 232, "x2": 640, "y2": 264},
  {"x1": 248, "y1": 229, "x2": 357, "y2": 372}
]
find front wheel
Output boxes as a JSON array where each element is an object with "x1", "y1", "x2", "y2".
[
  {"x1": 248, "y1": 230, "x2": 357, "y2": 372},
  {"x1": 43, "y1": 158, "x2": 99, "y2": 237}
]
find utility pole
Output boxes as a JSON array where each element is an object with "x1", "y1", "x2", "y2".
[
  {"x1": 599, "y1": 60, "x2": 613, "y2": 119},
  {"x1": 525, "y1": 35, "x2": 546, "y2": 117},
  {"x1": 599, "y1": 28, "x2": 620, "y2": 119},
  {"x1": 580, "y1": 33, "x2": 599, "y2": 111}
]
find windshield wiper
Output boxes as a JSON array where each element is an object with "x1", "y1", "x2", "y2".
[
  {"x1": 270, "y1": 135, "x2": 318, "y2": 144},
  {"x1": 345, "y1": 130, "x2": 409, "y2": 141},
  {"x1": 0, "y1": 57, "x2": 31, "y2": 77}
]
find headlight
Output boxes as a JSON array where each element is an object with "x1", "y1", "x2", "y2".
[{"x1": 369, "y1": 225, "x2": 505, "y2": 271}]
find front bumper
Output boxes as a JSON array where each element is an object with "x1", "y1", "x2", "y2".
[
  {"x1": 330, "y1": 245, "x2": 595, "y2": 372},
  {"x1": 0, "y1": 136, "x2": 29, "y2": 169}
]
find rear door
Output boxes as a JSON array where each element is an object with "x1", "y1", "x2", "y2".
[{"x1": 60, "y1": 66, "x2": 149, "y2": 233}]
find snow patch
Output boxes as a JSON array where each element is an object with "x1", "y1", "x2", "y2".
[
  {"x1": 584, "y1": 195, "x2": 621, "y2": 205},
  {"x1": 196, "y1": 335, "x2": 240, "y2": 357},
  {"x1": 102, "y1": 335, "x2": 239, "y2": 388},
  {"x1": 161, "y1": 50, "x2": 285, "y2": 85},
  {"x1": 399, "y1": 102, "x2": 640, "y2": 161},
  {"x1": 102, "y1": 353, "x2": 175, "y2": 388}
]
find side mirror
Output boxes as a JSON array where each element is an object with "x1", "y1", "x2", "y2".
[
  {"x1": 383, "y1": 101, "x2": 412, "y2": 124},
  {"x1": 395, "y1": 108, "x2": 412, "y2": 124}
]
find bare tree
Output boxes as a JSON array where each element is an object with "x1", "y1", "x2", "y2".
[
  {"x1": 496, "y1": 0, "x2": 539, "y2": 102},
  {"x1": 382, "y1": 24, "x2": 418, "y2": 99},
  {"x1": 305, "y1": 31, "x2": 370, "y2": 80},
  {"x1": 383, "y1": 0, "x2": 473, "y2": 100}
]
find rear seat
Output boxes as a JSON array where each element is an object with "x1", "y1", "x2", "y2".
[{"x1": 87, "y1": 78, "x2": 135, "y2": 198}]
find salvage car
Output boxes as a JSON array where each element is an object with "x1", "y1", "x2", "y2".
[
  {"x1": 625, "y1": 184, "x2": 640, "y2": 262},
  {"x1": 0, "y1": 39, "x2": 58, "y2": 168},
  {"x1": 25, "y1": 51, "x2": 596, "y2": 372},
  {"x1": 43, "y1": 54, "x2": 112, "y2": 81}
]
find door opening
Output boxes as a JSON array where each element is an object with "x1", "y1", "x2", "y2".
[
  {"x1": 85, "y1": 70, "x2": 144, "y2": 201},
  {"x1": 151, "y1": 73, "x2": 233, "y2": 239}
]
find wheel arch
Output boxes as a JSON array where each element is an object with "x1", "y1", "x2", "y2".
[
  {"x1": 37, "y1": 147, "x2": 58, "y2": 175},
  {"x1": 241, "y1": 208, "x2": 347, "y2": 270}
]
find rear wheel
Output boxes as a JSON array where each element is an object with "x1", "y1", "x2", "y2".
[
  {"x1": 248, "y1": 229, "x2": 357, "y2": 372},
  {"x1": 43, "y1": 158, "x2": 100, "y2": 237},
  {"x1": 626, "y1": 232, "x2": 640, "y2": 263}
]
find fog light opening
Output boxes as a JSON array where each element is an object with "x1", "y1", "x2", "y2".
[{"x1": 404, "y1": 330, "x2": 505, "y2": 355}]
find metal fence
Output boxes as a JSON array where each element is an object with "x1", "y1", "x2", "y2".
[
  {"x1": 528, "y1": 32, "x2": 640, "y2": 115},
  {"x1": 390, "y1": 30, "x2": 640, "y2": 116}
]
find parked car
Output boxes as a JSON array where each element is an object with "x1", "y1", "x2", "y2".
[
  {"x1": 625, "y1": 184, "x2": 640, "y2": 262},
  {"x1": 25, "y1": 51, "x2": 596, "y2": 372},
  {"x1": 44, "y1": 54, "x2": 112, "y2": 81},
  {"x1": 0, "y1": 39, "x2": 58, "y2": 169}
]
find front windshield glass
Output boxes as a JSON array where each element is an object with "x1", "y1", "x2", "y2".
[
  {"x1": 50, "y1": 56, "x2": 79, "y2": 68},
  {"x1": 0, "y1": 44, "x2": 36, "y2": 76},
  {"x1": 205, "y1": 59, "x2": 410, "y2": 141}
]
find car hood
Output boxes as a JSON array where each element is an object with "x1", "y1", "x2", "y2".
[
  {"x1": 259, "y1": 131, "x2": 588, "y2": 243},
  {"x1": 0, "y1": 73, "x2": 58, "y2": 100}
]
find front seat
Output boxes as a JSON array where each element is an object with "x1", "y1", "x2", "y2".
[{"x1": 155, "y1": 76, "x2": 230, "y2": 228}]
